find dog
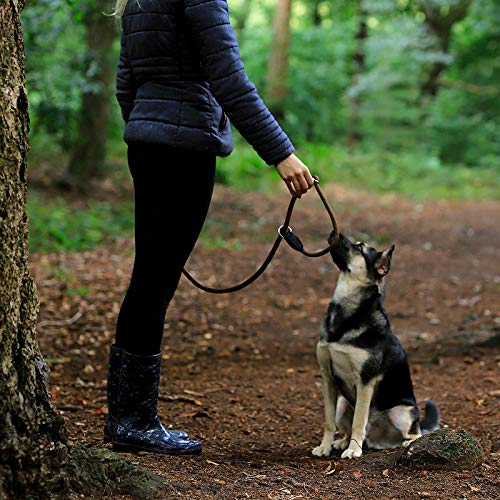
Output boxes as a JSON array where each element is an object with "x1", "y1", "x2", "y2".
[{"x1": 312, "y1": 233, "x2": 439, "y2": 459}]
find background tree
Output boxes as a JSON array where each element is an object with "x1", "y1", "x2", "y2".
[
  {"x1": 417, "y1": 0, "x2": 472, "y2": 99},
  {"x1": 233, "y1": 0, "x2": 253, "y2": 36},
  {"x1": 266, "y1": 0, "x2": 292, "y2": 120},
  {"x1": 311, "y1": 0, "x2": 323, "y2": 25},
  {"x1": 348, "y1": 0, "x2": 368, "y2": 146},
  {"x1": 65, "y1": 2, "x2": 116, "y2": 190}
]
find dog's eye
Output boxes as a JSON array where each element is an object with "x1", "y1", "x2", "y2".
[{"x1": 353, "y1": 243, "x2": 363, "y2": 252}]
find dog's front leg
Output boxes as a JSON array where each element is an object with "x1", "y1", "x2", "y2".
[
  {"x1": 312, "y1": 342, "x2": 338, "y2": 457},
  {"x1": 341, "y1": 381, "x2": 375, "y2": 459}
]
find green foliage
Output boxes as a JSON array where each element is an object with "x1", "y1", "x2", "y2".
[
  {"x1": 23, "y1": 0, "x2": 498, "y2": 196},
  {"x1": 27, "y1": 188, "x2": 269, "y2": 254},
  {"x1": 26, "y1": 137, "x2": 497, "y2": 256},
  {"x1": 27, "y1": 194, "x2": 134, "y2": 252},
  {"x1": 23, "y1": 0, "x2": 87, "y2": 151},
  {"x1": 427, "y1": 0, "x2": 500, "y2": 166},
  {"x1": 235, "y1": 0, "x2": 499, "y2": 167},
  {"x1": 217, "y1": 142, "x2": 500, "y2": 200}
]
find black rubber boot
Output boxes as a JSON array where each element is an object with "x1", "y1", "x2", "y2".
[
  {"x1": 104, "y1": 345, "x2": 201, "y2": 454},
  {"x1": 105, "y1": 345, "x2": 189, "y2": 440}
]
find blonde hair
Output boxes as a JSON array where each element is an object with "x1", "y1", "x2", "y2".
[{"x1": 112, "y1": 0, "x2": 141, "y2": 18}]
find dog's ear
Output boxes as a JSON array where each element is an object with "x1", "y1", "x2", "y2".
[{"x1": 374, "y1": 244, "x2": 395, "y2": 277}]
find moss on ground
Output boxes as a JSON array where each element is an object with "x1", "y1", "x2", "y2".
[
  {"x1": 66, "y1": 444, "x2": 163, "y2": 498},
  {"x1": 398, "y1": 429, "x2": 484, "y2": 471}
]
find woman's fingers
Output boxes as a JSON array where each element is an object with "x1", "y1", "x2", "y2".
[
  {"x1": 304, "y1": 170, "x2": 315, "y2": 188},
  {"x1": 291, "y1": 177, "x2": 303, "y2": 198},
  {"x1": 297, "y1": 173, "x2": 310, "y2": 194},
  {"x1": 275, "y1": 153, "x2": 316, "y2": 197},
  {"x1": 286, "y1": 180, "x2": 297, "y2": 197}
]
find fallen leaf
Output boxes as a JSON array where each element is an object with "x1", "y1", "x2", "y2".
[
  {"x1": 382, "y1": 468, "x2": 389, "y2": 476},
  {"x1": 352, "y1": 471, "x2": 362, "y2": 479},
  {"x1": 206, "y1": 459, "x2": 220, "y2": 466},
  {"x1": 322, "y1": 461, "x2": 336, "y2": 476}
]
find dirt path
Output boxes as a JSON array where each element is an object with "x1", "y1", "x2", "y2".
[{"x1": 32, "y1": 184, "x2": 499, "y2": 498}]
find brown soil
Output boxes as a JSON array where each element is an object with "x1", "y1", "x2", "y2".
[{"x1": 32, "y1": 183, "x2": 499, "y2": 499}]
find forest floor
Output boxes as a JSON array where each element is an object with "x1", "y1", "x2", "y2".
[{"x1": 31, "y1": 182, "x2": 499, "y2": 499}]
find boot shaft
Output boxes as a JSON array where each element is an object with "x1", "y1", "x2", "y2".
[
  {"x1": 107, "y1": 344, "x2": 123, "y2": 420},
  {"x1": 107, "y1": 345, "x2": 162, "y2": 427}
]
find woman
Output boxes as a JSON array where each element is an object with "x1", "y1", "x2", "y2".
[{"x1": 106, "y1": 0, "x2": 314, "y2": 455}]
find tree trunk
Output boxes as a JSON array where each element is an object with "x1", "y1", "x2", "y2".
[
  {"x1": 266, "y1": 0, "x2": 292, "y2": 121},
  {"x1": 312, "y1": 0, "x2": 322, "y2": 26},
  {"x1": 234, "y1": 0, "x2": 252, "y2": 35},
  {"x1": 0, "y1": 6, "x2": 163, "y2": 498},
  {"x1": 66, "y1": 7, "x2": 116, "y2": 191},
  {"x1": 418, "y1": 0, "x2": 471, "y2": 98},
  {"x1": 348, "y1": 0, "x2": 368, "y2": 147},
  {"x1": 0, "y1": 1, "x2": 69, "y2": 497}
]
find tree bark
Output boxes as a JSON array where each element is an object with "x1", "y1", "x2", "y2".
[
  {"x1": 0, "y1": 1, "x2": 69, "y2": 497},
  {"x1": 418, "y1": 0, "x2": 471, "y2": 98},
  {"x1": 312, "y1": 0, "x2": 322, "y2": 26},
  {"x1": 234, "y1": 0, "x2": 252, "y2": 35},
  {"x1": 0, "y1": 6, "x2": 163, "y2": 498},
  {"x1": 266, "y1": 0, "x2": 292, "y2": 121},
  {"x1": 66, "y1": 6, "x2": 116, "y2": 191},
  {"x1": 348, "y1": 0, "x2": 368, "y2": 146}
]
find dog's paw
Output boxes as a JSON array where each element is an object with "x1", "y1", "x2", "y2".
[
  {"x1": 312, "y1": 443, "x2": 333, "y2": 457},
  {"x1": 341, "y1": 445, "x2": 363, "y2": 459},
  {"x1": 332, "y1": 437, "x2": 349, "y2": 450}
]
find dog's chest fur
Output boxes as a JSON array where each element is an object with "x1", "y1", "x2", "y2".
[
  {"x1": 320, "y1": 278, "x2": 388, "y2": 404},
  {"x1": 321, "y1": 340, "x2": 370, "y2": 403}
]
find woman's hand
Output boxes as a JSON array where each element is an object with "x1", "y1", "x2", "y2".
[{"x1": 275, "y1": 154, "x2": 315, "y2": 198}]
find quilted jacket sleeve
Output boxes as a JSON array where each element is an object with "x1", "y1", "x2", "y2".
[
  {"x1": 116, "y1": 34, "x2": 136, "y2": 122},
  {"x1": 184, "y1": 0, "x2": 295, "y2": 166}
]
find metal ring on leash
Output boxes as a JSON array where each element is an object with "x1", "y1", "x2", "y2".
[
  {"x1": 182, "y1": 175, "x2": 340, "y2": 294},
  {"x1": 277, "y1": 225, "x2": 292, "y2": 238}
]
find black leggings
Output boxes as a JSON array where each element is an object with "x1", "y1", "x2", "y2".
[{"x1": 115, "y1": 143, "x2": 216, "y2": 355}]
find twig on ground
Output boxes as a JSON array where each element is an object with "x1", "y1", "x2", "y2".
[
  {"x1": 38, "y1": 310, "x2": 83, "y2": 328},
  {"x1": 159, "y1": 394, "x2": 202, "y2": 405}
]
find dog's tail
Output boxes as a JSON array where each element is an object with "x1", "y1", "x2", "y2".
[{"x1": 420, "y1": 399, "x2": 440, "y2": 434}]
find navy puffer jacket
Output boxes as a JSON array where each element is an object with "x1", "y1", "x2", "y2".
[{"x1": 117, "y1": 0, "x2": 295, "y2": 166}]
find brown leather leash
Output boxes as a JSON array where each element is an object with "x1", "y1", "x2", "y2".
[{"x1": 182, "y1": 176, "x2": 339, "y2": 294}]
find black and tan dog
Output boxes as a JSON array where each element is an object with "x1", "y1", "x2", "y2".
[{"x1": 312, "y1": 233, "x2": 439, "y2": 459}]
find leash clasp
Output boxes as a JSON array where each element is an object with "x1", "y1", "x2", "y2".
[{"x1": 278, "y1": 225, "x2": 304, "y2": 252}]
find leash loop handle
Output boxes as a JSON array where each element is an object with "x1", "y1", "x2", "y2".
[{"x1": 182, "y1": 175, "x2": 339, "y2": 294}]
